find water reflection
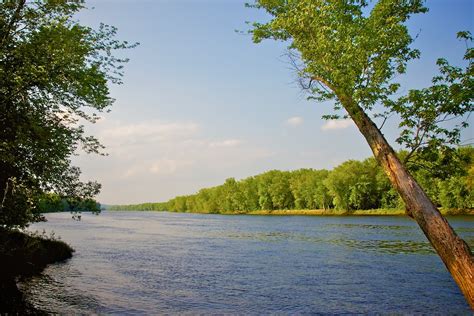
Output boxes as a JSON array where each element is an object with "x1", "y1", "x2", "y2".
[
  {"x1": 325, "y1": 223, "x2": 415, "y2": 231},
  {"x1": 220, "y1": 231, "x2": 435, "y2": 254},
  {"x1": 223, "y1": 231, "x2": 301, "y2": 242},
  {"x1": 334, "y1": 239, "x2": 435, "y2": 255},
  {"x1": 19, "y1": 265, "x2": 103, "y2": 313}
]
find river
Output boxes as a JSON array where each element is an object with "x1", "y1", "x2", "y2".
[{"x1": 22, "y1": 211, "x2": 473, "y2": 313}]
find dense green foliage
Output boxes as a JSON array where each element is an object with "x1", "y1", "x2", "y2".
[
  {"x1": 37, "y1": 193, "x2": 100, "y2": 215},
  {"x1": 0, "y1": 1, "x2": 135, "y2": 227},
  {"x1": 110, "y1": 148, "x2": 473, "y2": 214}
]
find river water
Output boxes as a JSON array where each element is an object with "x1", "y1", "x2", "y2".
[{"x1": 22, "y1": 211, "x2": 473, "y2": 314}]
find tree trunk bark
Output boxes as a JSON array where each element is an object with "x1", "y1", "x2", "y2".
[{"x1": 340, "y1": 95, "x2": 474, "y2": 308}]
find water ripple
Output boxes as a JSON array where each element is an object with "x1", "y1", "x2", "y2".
[{"x1": 21, "y1": 211, "x2": 472, "y2": 314}]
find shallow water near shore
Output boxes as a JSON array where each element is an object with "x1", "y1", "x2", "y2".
[{"x1": 22, "y1": 211, "x2": 473, "y2": 313}]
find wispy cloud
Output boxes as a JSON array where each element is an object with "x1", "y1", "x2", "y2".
[
  {"x1": 321, "y1": 119, "x2": 354, "y2": 131},
  {"x1": 150, "y1": 159, "x2": 194, "y2": 175},
  {"x1": 81, "y1": 119, "x2": 271, "y2": 190},
  {"x1": 100, "y1": 120, "x2": 200, "y2": 146},
  {"x1": 286, "y1": 116, "x2": 304, "y2": 127},
  {"x1": 209, "y1": 139, "x2": 243, "y2": 148}
]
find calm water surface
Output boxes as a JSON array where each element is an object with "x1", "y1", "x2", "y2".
[{"x1": 22, "y1": 211, "x2": 473, "y2": 314}]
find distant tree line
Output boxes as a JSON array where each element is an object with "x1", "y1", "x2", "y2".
[
  {"x1": 37, "y1": 193, "x2": 100, "y2": 215},
  {"x1": 110, "y1": 147, "x2": 473, "y2": 214}
]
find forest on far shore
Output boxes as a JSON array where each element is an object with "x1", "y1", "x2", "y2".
[{"x1": 109, "y1": 147, "x2": 473, "y2": 214}]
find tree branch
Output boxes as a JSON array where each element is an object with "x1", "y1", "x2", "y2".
[{"x1": 0, "y1": 0, "x2": 26, "y2": 49}]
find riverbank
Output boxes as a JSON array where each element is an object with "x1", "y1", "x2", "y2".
[
  {"x1": 0, "y1": 227, "x2": 74, "y2": 313},
  {"x1": 109, "y1": 208, "x2": 473, "y2": 216},
  {"x1": 244, "y1": 209, "x2": 408, "y2": 216},
  {"x1": 244, "y1": 208, "x2": 474, "y2": 216}
]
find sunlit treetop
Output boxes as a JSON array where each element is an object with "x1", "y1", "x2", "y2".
[
  {"x1": 249, "y1": 0, "x2": 427, "y2": 111},
  {"x1": 249, "y1": 0, "x2": 472, "y2": 166}
]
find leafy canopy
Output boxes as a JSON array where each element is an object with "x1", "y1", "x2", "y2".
[
  {"x1": 250, "y1": 0, "x2": 426, "y2": 111},
  {"x1": 249, "y1": 0, "x2": 472, "y2": 170},
  {"x1": 0, "y1": 0, "x2": 137, "y2": 227}
]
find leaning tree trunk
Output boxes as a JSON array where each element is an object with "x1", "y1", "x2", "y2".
[{"x1": 340, "y1": 95, "x2": 474, "y2": 308}]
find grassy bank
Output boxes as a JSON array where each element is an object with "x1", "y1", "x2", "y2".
[
  {"x1": 109, "y1": 207, "x2": 473, "y2": 216},
  {"x1": 0, "y1": 228, "x2": 74, "y2": 313},
  {"x1": 243, "y1": 209, "x2": 407, "y2": 216},
  {"x1": 244, "y1": 208, "x2": 473, "y2": 216}
]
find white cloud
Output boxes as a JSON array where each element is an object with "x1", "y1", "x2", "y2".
[
  {"x1": 74, "y1": 118, "x2": 276, "y2": 203},
  {"x1": 100, "y1": 120, "x2": 200, "y2": 146},
  {"x1": 122, "y1": 165, "x2": 141, "y2": 178},
  {"x1": 286, "y1": 116, "x2": 304, "y2": 127},
  {"x1": 150, "y1": 159, "x2": 194, "y2": 175},
  {"x1": 209, "y1": 139, "x2": 243, "y2": 148},
  {"x1": 321, "y1": 119, "x2": 354, "y2": 131},
  {"x1": 150, "y1": 160, "x2": 177, "y2": 175},
  {"x1": 120, "y1": 159, "x2": 195, "y2": 178}
]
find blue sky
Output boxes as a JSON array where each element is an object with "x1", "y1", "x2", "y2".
[{"x1": 74, "y1": 0, "x2": 473, "y2": 204}]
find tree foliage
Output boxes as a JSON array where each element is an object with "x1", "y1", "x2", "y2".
[
  {"x1": 0, "y1": 1, "x2": 136, "y2": 228},
  {"x1": 249, "y1": 0, "x2": 426, "y2": 113},
  {"x1": 393, "y1": 32, "x2": 473, "y2": 169},
  {"x1": 249, "y1": 0, "x2": 471, "y2": 163},
  {"x1": 38, "y1": 192, "x2": 100, "y2": 215},
  {"x1": 110, "y1": 148, "x2": 473, "y2": 214}
]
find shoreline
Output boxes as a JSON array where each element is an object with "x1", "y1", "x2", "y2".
[
  {"x1": 0, "y1": 228, "x2": 74, "y2": 313},
  {"x1": 107, "y1": 208, "x2": 474, "y2": 216}
]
